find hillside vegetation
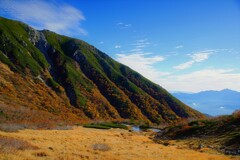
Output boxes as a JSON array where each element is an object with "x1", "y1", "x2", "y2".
[
  {"x1": 0, "y1": 16, "x2": 204, "y2": 125},
  {"x1": 155, "y1": 111, "x2": 240, "y2": 154}
]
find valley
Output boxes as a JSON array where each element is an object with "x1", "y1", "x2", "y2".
[
  {"x1": 0, "y1": 126, "x2": 238, "y2": 160},
  {"x1": 0, "y1": 6, "x2": 239, "y2": 159}
]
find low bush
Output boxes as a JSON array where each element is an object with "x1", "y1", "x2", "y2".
[
  {"x1": 83, "y1": 122, "x2": 128, "y2": 130},
  {"x1": 34, "y1": 151, "x2": 48, "y2": 157},
  {"x1": 0, "y1": 136, "x2": 38, "y2": 153},
  {"x1": 92, "y1": 143, "x2": 111, "y2": 151},
  {"x1": 83, "y1": 124, "x2": 110, "y2": 129},
  {"x1": 139, "y1": 122, "x2": 151, "y2": 130},
  {"x1": 100, "y1": 122, "x2": 128, "y2": 130}
]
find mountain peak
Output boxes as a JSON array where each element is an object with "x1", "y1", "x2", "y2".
[
  {"x1": 0, "y1": 17, "x2": 205, "y2": 124},
  {"x1": 221, "y1": 88, "x2": 238, "y2": 93}
]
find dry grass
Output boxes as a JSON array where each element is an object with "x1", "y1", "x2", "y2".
[{"x1": 0, "y1": 126, "x2": 238, "y2": 160}]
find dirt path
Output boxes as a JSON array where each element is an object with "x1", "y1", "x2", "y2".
[{"x1": 0, "y1": 127, "x2": 239, "y2": 160}]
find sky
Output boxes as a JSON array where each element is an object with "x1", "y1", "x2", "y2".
[{"x1": 0, "y1": 0, "x2": 240, "y2": 93}]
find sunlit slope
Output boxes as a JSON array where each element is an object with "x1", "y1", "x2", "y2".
[{"x1": 0, "y1": 16, "x2": 205, "y2": 123}]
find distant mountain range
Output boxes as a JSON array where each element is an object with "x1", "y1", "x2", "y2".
[
  {"x1": 0, "y1": 16, "x2": 204, "y2": 125},
  {"x1": 172, "y1": 89, "x2": 240, "y2": 116}
]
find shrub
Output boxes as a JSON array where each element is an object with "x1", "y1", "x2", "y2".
[
  {"x1": 35, "y1": 152, "x2": 48, "y2": 157},
  {"x1": 189, "y1": 121, "x2": 200, "y2": 127},
  {"x1": 100, "y1": 122, "x2": 128, "y2": 130},
  {"x1": 139, "y1": 122, "x2": 150, "y2": 130},
  {"x1": 83, "y1": 124, "x2": 111, "y2": 129},
  {"x1": 83, "y1": 122, "x2": 128, "y2": 130},
  {"x1": 0, "y1": 124, "x2": 26, "y2": 132},
  {"x1": 92, "y1": 143, "x2": 111, "y2": 151},
  {"x1": 232, "y1": 110, "x2": 240, "y2": 118},
  {"x1": 0, "y1": 136, "x2": 38, "y2": 153}
]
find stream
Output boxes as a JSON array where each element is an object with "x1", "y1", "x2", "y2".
[{"x1": 127, "y1": 125, "x2": 161, "y2": 132}]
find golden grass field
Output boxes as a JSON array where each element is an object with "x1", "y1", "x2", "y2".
[{"x1": 0, "y1": 126, "x2": 239, "y2": 160}]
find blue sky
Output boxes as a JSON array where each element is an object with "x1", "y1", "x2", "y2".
[{"x1": 0, "y1": 0, "x2": 240, "y2": 92}]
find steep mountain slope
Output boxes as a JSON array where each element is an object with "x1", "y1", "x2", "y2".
[
  {"x1": 173, "y1": 89, "x2": 240, "y2": 116},
  {"x1": 0, "y1": 17, "x2": 205, "y2": 124},
  {"x1": 0, "y1": 62, "x2": 86, "y2": 126}
]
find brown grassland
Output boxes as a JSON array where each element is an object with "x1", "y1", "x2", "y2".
[{"x1": 0, "y1": 127, "x2": 239, "y2": 160}]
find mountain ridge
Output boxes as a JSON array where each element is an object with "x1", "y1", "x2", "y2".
[
  {"x1": 171, "y1": 89, "x2": 239, "y2": 94},
  {"x1": 0, "y1": 16, "x2": 205, "y2": 124},
  {"x1": 173, "y1": 89, "x2": 240, "y2": 116}
]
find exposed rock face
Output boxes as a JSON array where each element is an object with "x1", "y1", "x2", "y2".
[{"x1": 27, "y1": 27, "x2": 57, "y2": 77}]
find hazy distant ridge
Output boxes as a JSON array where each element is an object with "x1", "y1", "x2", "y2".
[{"x1": 172, "y1": 89, "x2": 240, "y2": 116}]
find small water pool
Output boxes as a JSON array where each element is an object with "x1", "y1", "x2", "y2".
[{"x1": 131, "y1": 125, "x2": 161, "y2": 132}]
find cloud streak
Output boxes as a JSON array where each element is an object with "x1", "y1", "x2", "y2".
[
  {"x1": 174, "y1": 50, "x2": 214, "y2": 70},
  {"x1": 158, "y1": 69, "x2": 240, "y2": 92},
  {"x1": 175, "y1": 45, "x2": 183, "y2": 49},
  {"x1": 174, "y1": 61, "x2": 195, "y2": 70},
  {"x1": 0, "y1": 0, "x2": 86, "y2": 36},
  {"x1": 115, "y1": 45, "x2": 121, "y2": 49},
  {"x1": 116, "y1": 53, "x2": 169, "y2": 81},
  {"x1": 115, "y1": 38, "x2": 170, "y2": 82},
  {"x1": 116, "y1": 22, "x2": 132, "y2": 29},
  {"x1": 190, "y1": 50, "x2": 213, "y2": 62},
  {"x1": 130, "y1": 39, "x2": 151, "y2": 53},
  {"x1": 116, "y1": 47, "x2": 240, "y2": 92}
]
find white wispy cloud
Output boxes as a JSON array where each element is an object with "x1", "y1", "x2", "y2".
[
  {"x1": 117, "y1": 22, "x2": 123, "y2": 25},
  {"x1": 133, "y1": 39, "x2": 150, "y2": 45},
  {"x1": 116, "y1": 53, "x2": 169, "y2": 81},
  {"x1": 158, "y1": 69, "x2": 240, "y2": 92},
  {"x1": 175, "y1": 45, "x2": 183, "y2": 49},
  {"x1": 115, "y1": 46, "x2": 240, "y2": 93},
  {"x1": 99, "y1": 41, "x2": 104, "y2": 44},
  {"x1": 190, "y1": 50, "x2": 213, "y2": 62},
  {"x1": 116, "y1": 22, "x2": 132, "y2": 29},
  {"x1": 131, "y1": 39, "x2": 150, "y2": 50},
  {"x1": 137, "y1": 39, "x2": 148, "y2": 43},
  {"x1": 135, "y1": 45, "x2": 146, "y2": 48},
  {"x1": 115, "y1": 45, "x2": 121, "y2": 49},
  {"x1": 115, "y1": 38, "x2": 168, "y2": 81},
  {"x1": 130, "y1": 48, "x2": 142, "y2": 52},
  {"x1": 124, "y1": 24, "x2": 131, "y2": 27},
  {"x1": 174, "y1": 50, "x2": 214, "y2": 70},
  {"x1": 173, "y1": 61, "x2": 195, "y2": 70},
  {"x1": 0, "y1": 0, "x2": 86, "y2": 36}
]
